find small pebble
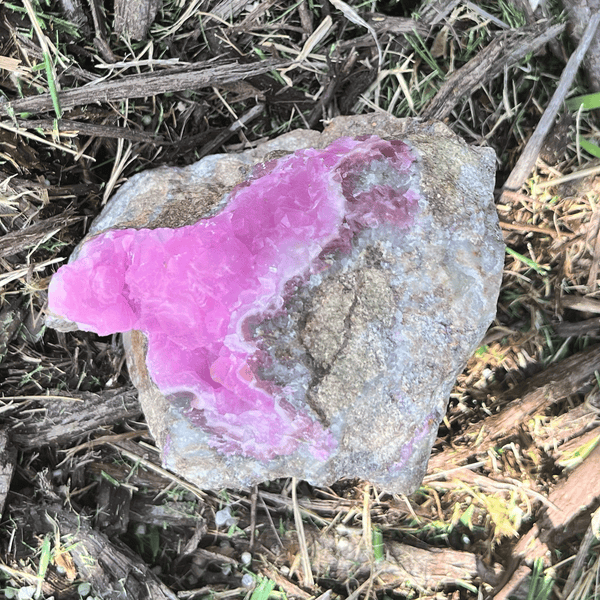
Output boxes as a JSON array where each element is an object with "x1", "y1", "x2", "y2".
[
  {"x1": 77, "y1": 582, "x2": 91, "y2": 597},
  {"x1": 135, "y1": 523, "x2": 146, "y2": 536},
  {"x1": 17, "y1": 587, "x2": 35, "y2": 600},
  {"x1": 215, "y1": 507, "x2": 231, "y2": 527}
]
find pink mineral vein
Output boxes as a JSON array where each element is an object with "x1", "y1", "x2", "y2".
[{"x1": 48, "y1": 136, "x2": 419, "y2": 460}]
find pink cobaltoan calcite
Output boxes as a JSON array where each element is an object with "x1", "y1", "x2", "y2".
[{"x1": 48, "y1": 135, "x2": 420, "y2": 462}]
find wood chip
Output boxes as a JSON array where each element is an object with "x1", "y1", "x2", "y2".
[
  {"x1": 114, "y1": 0, "x2": 161, "y2": 41},
  {"x1": 33, "y1": 502, "x2": 179, "y2": 599},
  {"x1": 494, "y1": 442, "x2": 600, "y2": 599},
  {"x1": 11, "y1": 387, "x2": 141, "y2": 448},
  {"x1": 561, "y1": 295, "x2": 600, "y2": 314},
  {"x1": 0, "y1": 429, "x2": 17, "y2": 519},
  {"x1": 422, "y1": 22, "x2": 565, "y2": 121},
  {"x1": 304, "y1": 523, "x2": 502, "y2": 592},
  {"x1": 428, "y1": 345, "x2": 600, "y2": 472},
  {"x1": 0, "y1": 59, "x2": 287, "y2": 117}
]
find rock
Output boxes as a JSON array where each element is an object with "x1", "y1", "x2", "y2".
[{"x1": 46, "y1": 114, "x2": 504, "y2": 493}]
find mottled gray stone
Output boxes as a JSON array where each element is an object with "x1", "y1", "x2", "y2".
[{"x1": 49, "y1": 114, "x2": 504, "y2": 493}]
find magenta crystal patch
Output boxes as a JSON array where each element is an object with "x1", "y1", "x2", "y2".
[{"x1": 48, "y1": 136, "x2": 419, "y2": 460}]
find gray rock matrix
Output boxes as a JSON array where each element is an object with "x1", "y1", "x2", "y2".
[{"x1": 50, "y1": 114, "x2": 504, "y2": 493}]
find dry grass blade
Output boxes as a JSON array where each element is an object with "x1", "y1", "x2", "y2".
[
  {"x1": 0, "y1": 257, "x2": 64, "y2": 290},
  {"x1": 278, "y1": 15, "x2": 333, "y2": 86},
  {"x1": 292, "y1": 477, "x2": 314, "y2": 587},
  {"x1": 103, "y1": 140, "x2": 135, "y2": 205},
  {"x1": 329, "y1": 0, "x2": 382, "y2": 68},
  {"x1": 0, "y1": 121, "x2": 93, "y2": 160},
  {"x1": 109, "y1": 440, "x2": 209, "y2": 502},
  {"x1": 534, "y1": 164, "x2": 600, "y2": 189}
]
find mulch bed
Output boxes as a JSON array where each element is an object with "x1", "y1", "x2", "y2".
[{"x1": 1, "y1": 1, "x2": 600, "y2": 598}]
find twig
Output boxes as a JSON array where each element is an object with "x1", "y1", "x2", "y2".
[
  {"x1": 502, "y1": 12, "x2": 600, "y2": 193},
  {"x1": 86, "y1": 0, "x2": 116, "y2": 63},
  {"x1": 196, "y1": 103, "x2": 265, "y2": 159},
  {"x1": 249, "y1": 485, "x2": 258, "y2": 551},
  {"x1": 499, "y1": 220, "x2": 568, "y2": 239}
]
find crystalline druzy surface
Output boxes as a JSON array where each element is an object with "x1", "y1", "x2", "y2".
[{"x1": 48, "y1": 136, "x2": 419, "y2": 460}]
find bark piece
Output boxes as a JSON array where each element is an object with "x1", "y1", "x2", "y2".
[
  {"x1": 11, "y1": 387, "x2": 141, "y2": 448},
  {"x1": 0, "y1": 298, "x2": 26, "y2": 363},
  {"x1": 422, "y1": 22, "x2": 565, "y2": 121},
  {"x1": 114, "y1": 0, "x2": 162, "y2": 41},
  {"x1": 0, "y1": 59, "x2": 285, "y2": 117},
  {"x1": 0, "y1": 213, "x2": 81, "y2": 259},
  {"x1": 561, "y1": 295, "x2": 600, "y2": 314},
  {"x1": 555, "y1": 316, "x2": 600, "y2": 337},
  {"x1": 494, "y1": 442, "x2": 600, "y2": 599},
  {"x1": 33, "y1": 503, "x2": 178, "y2": 600},
  {"x1": 428, "y1": 345, "x2": 600, "y2": 473},
  {"x1": 302, "y1": 524, "x2": 501, "y2": 592},
  {"x1": 95, "y1": 478, "x2": 132, "y2": 535},
  {"x1": 0, "y1": 429, "x2": 17, "y2": 519}
]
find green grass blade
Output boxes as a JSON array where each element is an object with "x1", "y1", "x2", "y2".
[
  {"x1": 579, "y1": 137, "x2": 600, "y2": 159},
  {"x1": 35, "y1": 534, "x2": 52, "y2": 598},
  {"x1": 405, "y1": 33, "x2": 444, "y2": 77},
  {"x1": 566, "y1": 91, "x2": 600, "y2": 111},
  {"x1": 372, "y1": 526, "x2": 384, "y2": 561},
  {"x1": 43, "y1": 51, "x2": 62, "y2": 119},
  {"x1": 250, "y1": 577, "x2": 276, "y2": 600},
  {"x1": 506, "y1": 247, "x2": 549, "y2": 275}
]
